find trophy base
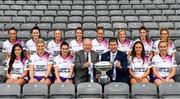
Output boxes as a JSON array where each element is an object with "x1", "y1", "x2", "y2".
[{"x1": 99, "y1": 75, "x2": 109, "y2": 84}]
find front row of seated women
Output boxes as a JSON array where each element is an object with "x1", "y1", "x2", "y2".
[{"x1": 5, "y1": 38, "x2": 177, "y2": 87}]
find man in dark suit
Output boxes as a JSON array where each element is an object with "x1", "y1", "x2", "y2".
[
  {"x1": 101, "y1": 37, "x2": 128, "y2": 83},
  {"x1": 74, "y1": 38, "x2": 99, "y2": 85}
]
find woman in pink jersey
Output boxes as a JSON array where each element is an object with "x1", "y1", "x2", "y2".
[
  {"x1": 5, "y1": 43, "x2": 28, "y2": 86},
  {"x1": 53, "y1": 41, "x2": 74, "y2": 83},
  {"x1": 128, "y1": 41, "x2": 151, "y2": 85},
  {"x1": 29, "y1": 38, "x2": 53, "y2": 86},
  {"x1": 152, "y1": 41, "x2": 177, "y2": 86}
]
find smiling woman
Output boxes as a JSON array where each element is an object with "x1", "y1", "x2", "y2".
[{"x1": 5, "y1": 43, "x2": 29, "y2": 86}]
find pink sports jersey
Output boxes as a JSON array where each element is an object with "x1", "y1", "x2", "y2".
[
  {"x1": 53, "y1": 55, "x2": 74, "y2": 78},
  {"x1": 152, "y1": 54, "x2": 177, "y2": 77},
  {"x1": 153, "y1": 40, "x2": 176, "y2": 55},
  {"x1": 92, "y1": 38, "x2": 109, "y2": 55},
  {"x1": 47, "y1": 40, "x2": 62, "y2": 57},
  {"x1": 69, "y1": 39, "x2": 83, "y2": 52},
  {"x1": 29, "y1": 52, "x2": 53, "y2": 76},
  {"x1": 5, "y1": 58, "x2": 29, "y2": 78},
  {"x1": 117, "y1": 38, "x2": 133, "y2": 54},
  {"x1": 128, "y1": 56, "x2": 151, "y2": 77},
  {"x1": 2, "y1": 39, "x2": 25, "y2": 54}
]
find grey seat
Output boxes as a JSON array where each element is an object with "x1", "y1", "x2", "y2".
[
  {"x1": 98, "y1": 23, "x2": 112, "y2": 30},
  {"x1": 83, "y1": 23, "x2": 97, "y2": 30},
  {"x1": 130, "y1": 0, "x2": 141, "y2": 4},
  {"x1": 50, "y1": 0, "x2": 61, "y2": 5},
  {"x1": 21, "y1": 23, "x2": 36, "y2": 30},
  {"x1": 97, "y1": 16, "x2": 110, "y2": 23},
  {"x1": 131, "y1": 30, "x2": 139, "y2": 40},
  {"x1": 174, "y1": 39, "x2": 180, "y2": 51},
  {"x1": 0, "y1": 5, "x2": 9, "y2": 10},
  {"x1": 83, "y1": 30, "x2": 96, "y2": 38},
  {"x1": 159, "y1": 82, "x2": 180, "y2": 99},
  {"x1": 60, "y1": 5, "x2": 71, "y2": 11},
  {"x1": 107, "y1": 0, "x2": 119, "y2": 5},
  {"x1": 104, "y1": 82, "x2": 129, "y2": 99},
  {"x1": 70, "y1": 11, "x2": 83, "y2": 16},
  {"x1": 22, "y1": 83, "x2": 48, "y2": 99},
  {"x1": 31, "y1": 11, "x2": 44, "y2": 16},
  {"x1": 55, "y1": 16, "x2": 68, "y2": 23},
  {"x1": 57, "y1": 11, "x2": 70, "y2": 16},
  {"x1": 157, "y1": 5, "x2": 169, "y2": 10},
  {"x1": 84, "y1": 0, "x2": 95, "y2": 5},
  {"x1": 159, "y1": 22, "x2": 174, "y2": 29},
  {"x1": 96, "y1": 0, "x2": 106, "y2": 5},
  {"x1": 27, "y1": 0, "x2": 38, "y2": 5},
  {"x1": 26, "y1": 17, "x2": 40, "y2": 23},
  {"x1": 4, "y1": 11, "x2": 17, "y2": 16},
  {"x1": 64, "y1": 30, "x2": 75, "y2": 39},
  {"x1": 136, "y1": 10, "x2": 149, "y2": 15},
  {"x1": 47, "y1": 5, "x2": 59, "y2": 11},
  {"x1": 168, "y1": 16, "x2": 180, "y2": 22},
  {"x1": 0, "y1": 17, "x2": 11, "y2": 23},
  {"x1": 169, "y1": 30, "x2": 180, "y2": 40},
  {"x1": 77, "y1": 82, "x2": 102, "y2": 98},
  {"x1": 132, "y1": 5, "x2": 144, "y2": 10},
  {"x1": 50, "y1": 83, "x2": 75, "y2": 99},
  {"x1": 35, "y1": 5, "x2": 47, "y2": 11},
  {"x1": 165, "y1": 0, "x2": 176, "y2": 4},
  {"x1": 18, "y1": 11, "x2": 30, "y2": 16},
  {"x1": 123, "y1": 10, "x2": 135, "y2": 16},
  {"x1": 175, "y1": 64, "x2": 180, "y2": 82},
  {"x1": 17, "y1": 31, "x2": 30, "y2": 41},
  {"x1": 83, "y1": 16, "x2": 96, "y2": 23},
  {"x1": 0, "y1": 31, "x2": 8, "y2": 40},
  {"x1": 40, "y1": 31, "x2": 48, "y2": 40},
  {"x1": 162, "y1": 10, "x2": 175, "y2": 15},
  {"x1": 104, "y1": 30, "x2": 114, "y2": 38},
  {"x1": 84, "y1": 5, "x2": 95, "y2": 10},
  {"x1": 111, "y1": 16, "x2": 124, "y2": 23},
  {"x1": 67, "y1": 23, "x2": 81, "y2": 30},
  {"x1": 72, "y1": 5, "x2": 83, "y2": 10},
  {"x1": 139, "y1": 16, "x2": 153, "y2": 22},
  {"x1": 125, "y1": 16, "x2": 139, "y2": 22},
  {"x1": 16, "y1": 0, "x2": 26, "y2": 5},
  {"x1": 10, "y1": 5, "x2": 22, "y2": 11},
  {"x1": 110, "y1": 10, "x2": 122, "y2": 16},
  {"x1": 175, "y1": 51, "x2": 180, "y2": 65},
  {"x1": 153, "y1": 0, "x2": 163, "y2": 4},
  {"x1": 120, "y1": 5, "x2": 131, "y2": 10},
  {"x1": 37, "y1": 23, "x2": 51, "y2": 31},
  {"x1": 131, "y1": 83, "x2": 158, "y2": 99},
  {"x1": 119, "y1": 0, "x2": 129, "y2": 4},
  {"x1": 113, "y1": 23, "x2": 128, "y2": 31},
  {"x1": 96, "y1": 5, "x2": 108, "y2": 10},
  {"x1": 0, "y1": 65, "x2": 5, "y2": 82},
  {"x1": 52, "y1": 23, "x2": 67, "y2": 30},
  {"x1": 141, "y1": 0, "x2": 153, "y2": 4},
  {"x1": 40, "y1": 17, "x2": 54, "y2": 23},
  {"x1": 108, "y1": 5, "x2": 120, "y2": 10},
  {"x1": 69, "y1": 16, "x2": 82, "y2": 23},
  {"x1": 22, "y1": 5, "x2": 34, "y2": 11},
  {"x1": 175, "y1": 22, "x2": 180, "y2": 29},
  {"x1": 0, "y1": 24, "x2": 4, "y2": 30},
  {"x1": 149, "y1": 30, "x2": 160, "y2": 40},
  {"x1": 0, "y1": 84, "x2": 21, "y2": 98},
  {"x1": 4, "y1": 0, "x2": 15, "y2": 5},
  {"x1": 154, "y1": 16, "x2": 168, "y2": 22},
  {"x1": 128, "y1": 22, "x2": 142, "y2": 29},
  {"x1": 149, "y1": 10, "x2": 162, "y2": 15},
  {"x1": 5, "y1": 23, "x2": 20, "y2": 30},
  {"x1": 73, "y1": 0, "x2": 83, "y2": 5},
  {"x1": 61, "y1": 1, "x2": 72, "y2": 5},
  {"x1": 144, "y1": 22, "x2": 159, "y2": 29},
  {"x1": 83, "y1": 10, "x2": 96, "y2": 16},
  {"x1": 44, "y1": 11, "x2": 56, "y2": 16},
  {"x1": 39, "y1": 1, "x2": 49, "y2": 5},
  {"x1": 97, "y1": 10, "x2": 109, "y2": 16},
  {"x1": 12, "y1": 17, "x2": 25, "y2": 23}
]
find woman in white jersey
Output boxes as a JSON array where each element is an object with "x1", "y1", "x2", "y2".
[
  {"x1": 53, "y1": 41, "x2": 74, "y2": 83},
  {"x1": 117, "y1": 28, "x2": 133, "y2": 57},
  {"x1": 153, "y1": 27, "x2": 176, "y2": 57},
  {"x1": 47, "y1": 30, "x2": 63, "y2": 57},
  {"x1": 128, "y1": 41, "x2": 151, "y2": 85},
  {"x1": 133, "y1": 26, "x2": 153, "y2": 59},
  {"x1": 69, "y1": 27, "x2": 83, "y2": 53},
  {"x1": 25, "y1": 26, "x2": 41, "y2": 59},
  {"x1": 152, "y1": 41, "x2": 177, "y2": 86},
  {"x1": 2, "y1": 27, "x2": 24, "y2": 61},
  {"x1": 92, "y1": 26, "x2": 108, "y2": 59},
  {"x1": 5, "y1": 43, "x2": 28, "y2": 86},
  {"x1": 29, "y1": 38, "x2": 53, "y2": 86}
]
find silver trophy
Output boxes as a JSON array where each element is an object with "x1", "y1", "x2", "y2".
[{"x1": 94, "y1": 61, "x2": 112, "y2": 84}]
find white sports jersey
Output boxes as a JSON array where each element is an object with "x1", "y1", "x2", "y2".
[
  {"x1": 69, "y1": 39, "x2": 83, "y2": 52},
  {"x1": 53, "y1": 55, "x2": 74, "y2": 78},
  {"x1": 92, "y1": 38, "x2": 109, "y2": 55},
  {"x1": 128, "y1": 56, "x2": 151, "y2": 77},
  {"x1": 117, "y1": 38, "x2": 133, "y2": 54},
  {"x1": 29, "y1": 52, "x2": 53, "y2": 76},
  {"x1": 2, "y1": 39, "x2": 25, "y2": 54},
  {"x1": 5, "y1": 58, "x2": 29, "y2": 78},
  {"x1": 133, "y1": 39, "x2": 153, "y2": 56},
  {"x1": 25, "y1": 39, "x2": 37, "y2": 55},
  {"x1": 153, "y1": 40, "x2": 176, "y2": 55},
  {"x1": 47, "y1": 40, "x2": 62, "y2": 57},
  {"x1": 152, "y1": 54, "x2": 177, "y2": 77}
]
